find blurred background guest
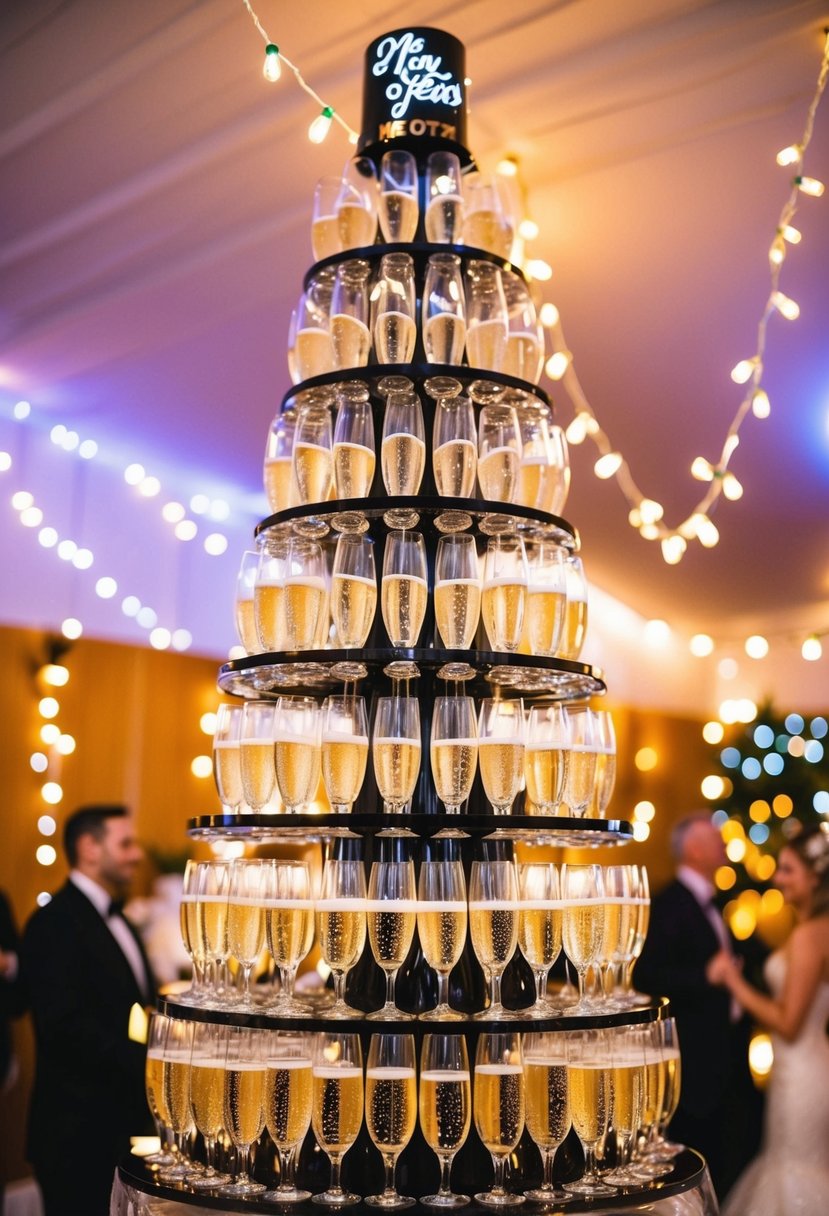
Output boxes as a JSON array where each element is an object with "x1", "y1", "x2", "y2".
[{"x1": 0, "y1": 889, "x2": 25, "y2": 1096}]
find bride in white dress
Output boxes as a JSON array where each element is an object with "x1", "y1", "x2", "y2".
[{"x1": 707, "y1": 822, "x2": 829, "y2": 1215}]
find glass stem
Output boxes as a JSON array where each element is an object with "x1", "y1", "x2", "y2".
[
  {"x1": 437, "y1": 970, "x2": 450, "y2": 1009},
  {"x1": 242, "y1": 963, "x2": 253, "y2": 1002},
  {"x1": 535, "y1": 969, "x2": 547, "y2": 1005},
  {"x1": 438, "y1": 1153, "x2": 454, "y2": 1196},
  {"x1": 490, "y1": 971, "x2": 503, "y2": 1011},
  {"x1": 491, "y1": 1153, "x2": 507, "y2": 1195},
  {"x1": 282, "y1": 1143, "x2": 298, "y2": 1190},
  {"x1": 385, "y1": 968, "x2": 397, "y2": 1009},
  {"x1": 334, "y1": 970, "x2": 347, "y2": 1007},
  {"x1": 204, "y1": 1136, "x2": 216, "y2": 1177},
  {"x1": 329, "y1": 1153, "x2": 343, "y2": 1195},
  {"x1": 583, "y1": 1141, "x2": 599, "y2": 1182},
  {"x1": 237, "y1": 1142, "x2": 251, "y2": 1184},
  {"x1": 542, "y1": 1147, "x2": 555, "y2": 1190},
  {"x1": 577, "y1": 967, "x2": 587, "y2": 1004},
  {"x1": 382, "y1": 1152, "x2": 397, "y2": 1196}
]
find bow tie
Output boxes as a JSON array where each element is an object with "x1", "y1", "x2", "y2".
[{"x1": 108, "y1": 899, "x2": 126, "y2": 918}]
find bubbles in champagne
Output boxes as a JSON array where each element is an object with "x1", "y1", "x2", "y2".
[{"x1": 474, "y1": 1063, "x2": 525, "y2": 1154}]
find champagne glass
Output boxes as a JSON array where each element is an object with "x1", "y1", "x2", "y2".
[
  {"x1": 219, "y1": 1026, "x2": 267, "y2": 1196},
  {"x1": 373, "y1": 253, "x2": 416, "y2": 365},
  {"x1": 562, "y1": 705, "x2": 598, "y2": 818},
  {"x1": 312, "y1": 1031, "x2": 364, "y2": 1205},
  {"x1": 381, "y1": 391, "x2": 426, "y2": 494},
  {"x1": 465, "y1": 260, "x2": 508, "y2": 372},
  {"x1": 430, "y1": 696, "x2": 478, "y2": 816},
  {"x1": 515, "y1": 411, "x2": 552, "y2": 511},
  {"x1": 478, "y1": 405, "x2": 521, "y2": 503},
  {"x1": 254, "y1": 543, "x2": 287, "y2": 652},
  {"x1": 464, "y1": 177, "x2": 511, "y2": 258},
  {"x1": 562, "y1": 1029, "x2": 615, "y2": 1197},
  {"x1": 195, "y1": 859, "x2": 232, "y2": 1007},
  {"x1": 333, "y1": 392, "x2": 375, "y2": 498},
  {"x1": 518, "y1": 863, "x2": 563, "y2": 1016},
  {"x1": 336, "y1": 155, "x2": 378, "y2": 249},
  {"x1": 524, "y1": 542, "x2": 566, "y2": 658},
  {"x1": 382, "y1": 530, "x2": 428, "y2": 647},
  {"x1": 590, "y1": 710, "x2": 617, "y2": 818},
  {"x1": 240, "y1": 701, "x2": 277, "y2": 813},
  {"x1": 379, "y1": 150, "x2": 418, "y2": 243},
  {"x1": 274, "y1": 695, "x2": 322, "y2": 813},
  {"x1": 372, "y1": 696, "x2": 421, "y2": 815},
  {"x1": 365, "y1": 1033, "x2": 418, "y2": 1207},
  {"x1": 482, "y1": 537, "x2": 527, "y2": 653},
  {"x1": 419, "y1": 1034, "x2": 471, "y2": 1207},
  {"x1": 157, "y1": 1017, "x2": 198, "y2": 1183},
  {"x1": 265, "y1": 859, "x2": 314, "y2": 1014},
  {"x1": 478, "y1": 698, "x2": 525, "y2": 816},
  {"x1": 469, "y1": 860, "x2": 519, "y2": 1020},
  {"x1": 189, "y1": 1021, "x2": 232, "y2": 1189},
  {"x1": 331, "y1": 259, "x2": 372, "y2": 370},
  {"x1": 619, "y1": 864, "x2": 651, "y2": 1005},
  {"x1": 545, "y1": 424, "x2": 571, "y2": 516},
  {"x1": 294, "y1": 279, "x2": 335, "y2": 381},
  {"x1": 331, "y1": 534, "x2": 377, "y2": 647},
  {"x1": 435, "y1": 535, "x2": 481, "y2": 649},
  {"x1": 603, "y1": 1026, "x2": 646, "y2": 1186},
  {"x1": 522, "y1": 1032, "x2": 570, "y2": 1203},
  {"x1": 264, "y1": 411, "x2": 296, "y2": 514},
  {"x1": 322, "y1": 695, "x2": 370, "y2": 814},
  {"x1": 227, "y1": 859, "x2": 267, "y2": 1009},
  {"x1": 293, "y1": 404, "x2": 334, "y2": 505},
  {"x1": 283, "y1": 538, "x2": 327, "y2": 650},
  {"x1": 524, "y1": 704, "x2": 568, "y2": 814},
  {"x1": 144, "y1": 1013, "x2": 176, "y2": 1166},
  {"x1": 367, "y1": 858, "x2": 417, "y2": 1020},
  {"x1": 287, "y1": 305, "x2": 299, "y2": 384},
  {"x1": 235, "y1": 550, "x2": 261, "y2": 654},
  {"x1": 638, "y1": 1017, "x2": 683, "y2": 1164},
  {"x1": 425, "y1": 151, "x2": 465, "y2": 244},
  {"x1": 180, "y1": 859, "x2": 207, "y2": 1004},
  {"x1": 423, "y1": 253, "x2": 467, "y2": 365},
  {"x1": 262, "y1": 1031, "x2": 314, "y2": 1203},
  {"x1": 213, "y1": 704, "x2": 244, "y2": 812},
  {"x1": 417, "y1": 860, "x2": 467, "y2": 1021},
  {"x1": 501, "y1": 273, "x2": 542, "y2": 383},
  {"x1": 561, "y1": 555, "x2": 588, "y2": 660},
  {"x1": 560, "y1": 863, "x2": 604, "y2": 1013},
  {"x1": 315, "y1": 858, "x2": 367, "y2": 1018},
  {"x1": 596, "y1": 865, "x2": 633, "y2": 1005},
  {"x1": 312, "y1": 175, "x2": 344, "y2": 260},
  {"x1": 473, "y1": 1032, "x2": 525, "y2": 1206},
  {"x1": 433, "y1": 397, "x2": 477, "y2": 497}
]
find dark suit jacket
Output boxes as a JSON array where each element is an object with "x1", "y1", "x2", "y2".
[
  {"x1": 0, "y1": 890, "x2": 26, "y2": 1086},
  {"x1": 21, "y1": 881, "x2": 155, "y2": 1177}
]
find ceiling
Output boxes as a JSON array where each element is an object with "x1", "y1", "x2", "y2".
[{"x1": 2, "y1": 0, "x2": 829, "y2": 661}]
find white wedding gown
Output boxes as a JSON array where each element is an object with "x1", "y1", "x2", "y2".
[{"x1": 722, "y1": 950, "x2": 829, "y2": 1215}]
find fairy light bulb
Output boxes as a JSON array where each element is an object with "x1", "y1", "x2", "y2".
[
  {"x1": 693, "y1": 514, "x2": 720, "y2": 548},
  {"x1": 769, "y1": 235, "x2": 786, "y2": 266},
  {"x1": 776, "y1": 143, "x2": 802, "y2": 166},
  {"x1": 565, "y1": 410, "x2": 593, "y2": 445},
  {"x1": 539, "y1": 303, "x2": 559, "y2": 328},
  {"x1": 518, "y1": 217, "x2": 539, "y2": 240},
  {"x1": 639, "y1": 498, "x2": 664, "y2": 525},
  {"x1": 771, "y1": 290, "x2": 800, "y2": 320},
  {"x1": 545, "y1": 350, "x2": 572, "y2": 380},
  {"x1": 594, "y1": 451, "x2": 623, "y2": 479},
  {"x1": 661, "y1": 535, "x2": 687, "y2": 565},
  {"x1": 795, "y1": 175, "x2": 825, "y2": 197},
  {"x1": 496, "y1": 156, "x2": 518, "y2": 177},
  {"x1": 745, "y1": 635, "x2": 769, "y2": 659},
  {"x1": 781, "y1": 224, "x2": 801, "y2": 244},
  {"x1": 309, "y1": 106, "x2": 334, "y2": 144},
  {"x1": 722, "y1": 472, "x2": 743, "y2": 501},
  {"x1": 690, "y1": 633, "x2": 715, "y2": 657},
  {"x1": 723, "y1": 434, "x2": 740, "y2": 461},
  {"x1": 731, "y1": 357, "x2": 758, "y2": 385},
  {"x1": 752, "y1": 389, "x2": 771, "y2": 419},
  {"x1": 263, "y1": 43, "x2": 281, "y2": 82},
  {"x1": 639, "y1": 522, "x2": 661, "y2": 541},
  {"x1": 802, "y1": 635, "x2": 823, "y2": 661},
  {"x1": 525, "y1": 259, "x2": 553, "y2": 281},
  {"x1": 691, "y1": 457, "x2": 713, "y2": 481}
]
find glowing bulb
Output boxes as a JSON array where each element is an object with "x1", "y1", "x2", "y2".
[
  {"x1": 690, "y1": 456, "x2": 713, "y2": 481},
  {"x1": 518, "y1": 217, "x2": 539, "y2": 241},
  {"x1": 496, "y1": 156, "x2": 518, "y2": 177},
  {"x1": 42, "y1": 664, "x2": 69, "y2": 687},
  {"x1": 204, "y1": 532, "x2": 228, "y2": 556},
  {"x1": 722, "y1": 472, "x2": 743, "y2": 501},
  {"x1": 263, "y1": 43, "x2": 281, "y2": 81},
  {"x1": 36, "y1": 844, "x2": 57, "y2": 866},
  {"x1": 564, "y1": 411, "x2": 592, "y2": 444},
  {"x1": 796, "y1": 175, "x2": 824, "y2": 197},
  {"x1": 692, "y1": 514, "x2": 720, "y2": 548},
  {"x1": 171, "y1": 628, "x2": 192, "y2": 651},
  {"x1": 525, "y1": 259, "x2": 553, "y2": 281},
  {"x1": 639, "y1": 522, "x2": 660, "y2": 540},
  {"x1": 200, "y1": 712, "x2": 218, "y2": 735},
  {"x1": 139, "y1": 476, "x2": 161, "y2": 497},
  {"x1": 309, "y1": 106, "x2": 334, "y2": 144},
  {"x1": 539, "y1": 303, "x2": 559, "y2": 328},
  {"x1": 61, "y1": 617, "x2": 83, "y2": 639},
  {"x1": 632, "y1": 822, "x2": 650, "y2": 842},
  {"x1": 62, "y1": 431, "x2": 79, "y2": 451},
  {"x1": 78, "y1": 439, "x2": 98, "y2": 459},
  {"x1": 12, "y1": 490, "x2": 33, "y2": 510},
  {"x1": 56, "y1": 733, "x2": 76, "y2": 755},
  {"x1": 723, "y1": 434, "x2": 739, "y2": 461},
  {"x1": 593, "y1": 451, "x2": 623, "y2": 479},
  {"x1": 162, "y1": 501, "x2": 185, "y2": 523},
  {"x1": 545, "y1": 350, "x2": 572, "y2": 380},
  {"x1": 781, "y1": 224, "x2": 801, "y2": 244},
  {"x1": 191, "y1": 755, "x2": 213, "y2": 778},
  {"x1": 20, "y1": 506, "x2": 43, "y2": 527},
  {"x1": 41, "y1": 781, "x2": 63, "y2": 805},
  {"x1": 38, "y1": 697, "x2": 59, "y2": 718},
  {"x1": 639, "y1": 498, "x2": 664, "y2": 524},
  {"x1": 768, "y1": 235, "x2": 786, "y2": 266},
  {"x1": 776, "y1": 143, "x2": 801, "y2": 166},
  {"x1": 175, "y1": 519, "x2": 198, "y2": 541},
  {"x1": 13, "y1": 400, "x2": 31, "y2": 419},
  {"x1": 72, "y1": 547, "x2": 94, "y2": 569},
  {"x1": 149, "y1": 627, "x2": 171, "y2": 650},
  {"x1": 95, "y1": 576, "x2": 118, "y2": 599},
  {"x1": 628, "y1": 508, "x2": 642, "y2": 528},
  {"x1": 57, "y1": 540, "x2": 77, "y2": 561},
  {"x1": 703, "y1": 720, "x2": 725, "y2": 744},
  {"x1": 38, "y1": 815, "x2": 57, "y2": 836},
  {"x1": 136, "y1": 607, "x2": 158, "y2": 629},
  {"x1": 690, "y1": 633, "x2": 715, "y2": 657},
  {"x1": 0, "y1": 452, "x2": 11, "y2": 472},
  {"x1": 190, "y1": 494, "x2": 210, "y2": 515},
  {"x1": 802, "y1": 635, "x2": 823, "y2": 661},
  {"x1": 771, "y1": 290, "x2": 800, "y2": 320},
  {"x1": 208, "y1": 499, "x2": 230, "y2": 521},
  {"x1": 50, "y1": 425, "x2": 66, "y2": 445},
  {"x1": 121, "y1": 596, "x2": 141, "y2": 617},
  {"x1": 30, "y1": 753, "x2": 48, "y2": 773},
  {"x1": 643, "y1": 619, "x2": 671, "y2": 646},
  {"x1": 124, "y1": 463, "x2": 144, "y2": 485},
  {"x1": 731, "y1": 357, "x2": 758, "y2": 384},
  {"x1": 751, "y1": 389, "x2": 770, "y2": 419},
  {"x1": 661, "y1": 534, "x2": 687, "y2": 564},
  {"x1": 745, "y1": 635, "x2": 769, "y2": 659},
  {"x1": 40, "y1": 724, "x2": 60, "y2": 745}
]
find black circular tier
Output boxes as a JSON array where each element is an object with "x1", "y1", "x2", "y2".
[{"x1": 304, "y1": 243, "x2": 543, "y2": 299}]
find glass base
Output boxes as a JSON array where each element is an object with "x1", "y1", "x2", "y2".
[
  {"x1": 522, "y1": 1187, "x2": 572, "y2": 1203},
  {"x1": 326, "y1": 1002, "x2": 365, "y2": 1020},
  {"x1": 189, "y1": 1170, "x2": 231, "y2": 1190},
  {"x1": 261, "y1": 1186, "x2": 312, "y2": 1203},
  {"x1": 217, "y1": 1179, "x2": 267, "y2": 1196},
  {"x1": 313, "y1": 1188, "x2": 362, "y2": 1206},
  {"x1": 473, "y1": 1007, "x2": 514, "y2": 1021},
  {"x1": 367, "y1": 1005, "x2": 415, "y2": 1021},
  {"x1": 561, "y1": 1177, "x2": 617, "y2": 1197},
  {"x1": 419, "y1": 1004, "x2": 465, "y2": 1022},
  {"x1": 631, "y1": 1159, "x2": 673, "y2": 1178},
  {"x1": 602, "y1": 1167, "x2": 642, "y2": 1186},
  {"x1": 474, "y1": 1190, "x2": 525, "y2": 1207},
  {"x1": 156, "y1": 1165, "x2": 189, "y2": 1184},
  {"x1": 420, "y1": 1193, "x2": 470, "y2": 1208},
  {"x1": 365, "y1": 1193, "x2": 416, "y2": 1208}
]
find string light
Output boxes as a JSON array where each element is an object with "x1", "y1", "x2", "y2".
[{"x1": 262, "y1": 43, "x2": 281, "y2": 82}]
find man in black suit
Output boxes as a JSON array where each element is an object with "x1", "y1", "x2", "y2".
[
  {"x1": 635, "y1": 812, "x2": 763, "y2": 1199},
  {"x1": 21, "y1": 805, "x2": 156, "y2": 1216}
]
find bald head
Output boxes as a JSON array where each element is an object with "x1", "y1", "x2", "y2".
[{"x1": 671, "y1": 814, "x2": 727, "y2": 881}]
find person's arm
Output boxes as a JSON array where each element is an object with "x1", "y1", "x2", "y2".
[{"x1": 707, "y1": 922, "x2": 825, "y2": 1042}]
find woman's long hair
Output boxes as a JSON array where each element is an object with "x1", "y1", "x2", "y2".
[{"x1": 785, "y1": 823, "x2": 829, "y2": 919}]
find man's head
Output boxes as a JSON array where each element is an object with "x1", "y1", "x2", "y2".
[
  {"x1": 671, "y1": 812, "x2": 727, "y2": 882},
  {"x1": 63, "y1": 804, "x2": 144, "y2": 896}
]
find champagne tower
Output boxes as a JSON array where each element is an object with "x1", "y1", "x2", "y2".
[{"x1": 119, "y1": 28, "x2": 717, "y2": 1215}]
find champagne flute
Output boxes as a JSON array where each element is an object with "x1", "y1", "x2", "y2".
[
  {"x1": 333, "y1": 392, "x2": 375, "y2": 498},
  {"x1": 597, "y1": 865, "x2": 633, "y2": 1004},
  {"x1": 482, "y1": 537, "x2": 527, "y2": 653},
  {"x1": 156, "y1": 1016, "x2": 197, "y2": 1183},
  {"x1": 144, "y1": 1013, "x2": 176, "y2": 1166},
  {"x1": 524, "y1": 704, "x2": 568, "y2": 814},
  {"x1": 195, "y1": 859, "x2": 232, "y2": 1007},
  {"x1": 524, "y1": 542, "x2": 566, "y2": 658},
  {"x1": 180, "y1": 859, "x2": 206, "y2": 1004},
  {"x1": 560, "y1": 555, "x2": 588, "y2": 660},
  {"x1": 312, "y1": 175, "x2": 344, "y2": 260},
  {"x1": 213, "y1": 704, "x2": 244, "y2": 812},
  {"x1": 283, "y1": 538, "x2": 327, "y2": 650},
  {"x1": 478, "y1": 698, "x2": 525, "y2": 816},
  {"x1": 235, "y1": 550, "x2": 261, "y2": 654},
  {"x1": 336, "y1": 156, "x2": 378, "y2": 249},
  {"x1": 465, "y1": 260, "x2": 508, "y2": 372},
  {"x1": 501, "y1": 273, "x2": 542, "y2": 383},
  {"x1": 379, "y1": 150, "x2": 419, "y2": 242},
  {"x1": 264, "y1": 411, "x2": 296, "y2": 514},
  {"x1": 636, "y1": 1016, "x2": 683, "y2": 1167},
  {"x1": 464, "y1": 176, "x2": 512, "y2": 258},
  {"x1": 478, "y1": 405, "x2": 521, "y2": 503},
  {"x1": 469, "y1": 860, "x2": 519, "y2": 1020},
  {"x1": 435, "y1": 535, "x2": 481, "y2": 649},
  {"x1": 227, "y1": 859, "x2": 267, "y2": 1009},
  {"x1": 373, "y1": 253, "x2": 417, "y2": 364},
  {"x1": 619, "y1": 864, "x2": 651, "y2": 1005},
  {"x1": 563, "y1": 1029, "x2": 615, "y2": 1197},
  {"x1": 294, "y1": 279, "x2": 335, "y2": 381},
  {"x1": 240, "y1": 701, "x2": 277, "y2": 813},
  {"x1": 265, "y1": 859, "x2": 314, "y2": 1015},
  {"x1": 254, "y1": 543, "x2": 286, "y2": 652},
  {"x1": 219, "y1": 1026, "x2": 267, "y2": 1196},
  {"x1": 381, "y1": 391, "x2": 425, "y2": 495},
  {"x1": 367, "y1": 858, "x2": 417, "y2": 1021},
  {"x1": 417, "y1": 859, "x2": 467, "y2": 1021},
  {"x1": 322, "y1": 694, "x2": 369, "y2": 814},
  {"x1": 562, "y1": 705, "x2": 598, "y2": 818},
  {"x1": 425, "y1": 151, "x2": 465, "y2": 244},
  {"x1": 423, "y1": 253, "x2": 467, "y2": 365},
  {"x1": 560, "y1": 863, "x2": 604, "y2": 1013},
  {"x1": 365, "y1": 1033, "x2": 418, "y2": 1207},
  {"x1": 515, "y1": 410, "x2": 551, "y2": 511},
  {"x1": 262, "y1": 1031, "x2": 314, "y2": 1203},
  {"x1": 189, "y1": 1021, "x2": 231, "y2": 1189},
  {"x1": 419, "y1": 1034, "x2": 471, "y2": 1207},
  {"x1": 517, "y1": 863, "x2": 563, "y2": 1016},
  {"x1": 522, "y1": 1032, "x2": 570, "y2": 1203},
  {"x1": 274, "y1": 695, "x2": 322, "y2": 813},
  {"x1": 382, "y1": 530, "x2": 428, "y2": 647},
  {"x1": 430, "y1": 696, "x2": 478, "y2": 816},
  {"x1": 603, "y1": 1026, "x2": 646, "y2": 1186},
  {"x1": 293, "y1": 404, "x2": 334, "y2": 505},
  {"x1": 473, "y1": 1032, "x2": 525, "y2": 1206},
  {"x1": 312, "y1": 1031, "x2": 364, "y2": 1206},
  {"x1": 372, "y1": 696, "x2": 421, "y2": 815},
  {"x1": 545, "y1": 424, "x2": 571, "y2": 516},
  {"x1": 315, "y1": 858, "x2": 367, "y2": 1018},
  {"x1": 331, "y1": 534, "x2": 377, "y2": 647},
  {"x1": 432, "y1": 396, "x2": 477, "y2": 497},
  {"x1": 331, "y1": 259, "x2": 372, "y2": 370},
  {"x1": 590, "y1": 709, "x2": 617, "y2": 818}
]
